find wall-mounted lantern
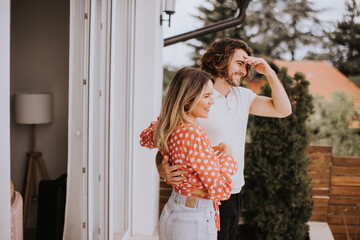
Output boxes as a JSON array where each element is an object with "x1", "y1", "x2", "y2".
[{"x1": 160, "y1": 0, "x2": 176, "y2": 27}]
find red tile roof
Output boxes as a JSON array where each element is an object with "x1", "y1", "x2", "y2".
[
  {"x1": 272, "y1": 60, "x2": 360, "y2": 108},
  {"x1": 246, "y1": 78, "x2": 267, "y2": 95},
  {"x1": 246, "y1": 60, "x2": 360, "y2": 128}
]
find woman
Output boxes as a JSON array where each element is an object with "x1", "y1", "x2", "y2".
[{"x1": 140, "y1": 67, "x2": 237, "y2": 240}]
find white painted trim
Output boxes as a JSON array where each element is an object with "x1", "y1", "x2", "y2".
[
  {"x1": 63, "y1": 0, "x2": 88, "y2": 239},
  {"x1": 103, "y1": 1, "x2": 113, "y2": 239},
  {"x1": 127, "y1": 0, "x2": 136, "y2": 235},
  {"x1": 88, "y1": 0, "x2": 102, "y2": 238},
  {"x1": 82, "y1": 1, "x2": 90, "y2": 239},
  {"x1": 108, "y1": 0, "x2": 135, "y2": 238},
  {"x1": 87, "y1": 0, "x2": 112, "y2": 238},
  {"x1": 0, "y1": 1, "x2": 11, "y2": 239}
]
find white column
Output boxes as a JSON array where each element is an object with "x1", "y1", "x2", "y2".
[
  {"x1": 0, "y1": 0, "x2": 11, "y2": 239},
  {"x1": 132, "y1": 0, "x2": 163, "y2": 236}
]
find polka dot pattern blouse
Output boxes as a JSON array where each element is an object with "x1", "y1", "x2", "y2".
[{"x1": 140, "y1": 121, "x2": 238, "y2": 230}]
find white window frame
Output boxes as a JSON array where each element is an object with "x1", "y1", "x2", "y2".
[
  {"x1": 0, "y1": 1, "x2": 11, "y2": 239},
  {"x1": 108, "y1": 0, "x2": 135, "y2": 239},
  {"x1": 67, "y1": 0, "x2": 161, "y2": 238},
  {"x1": 87, "y1": 0, "x2": 111, "y2": 238}
]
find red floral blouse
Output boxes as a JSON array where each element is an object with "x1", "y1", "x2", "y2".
[{"x1": 140, "y1": 121, "x2": 238, "y2": 230}]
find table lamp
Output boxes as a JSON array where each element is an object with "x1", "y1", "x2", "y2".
[{"x1": 13, "y1": 92, "x2": 53, "y2": 227}]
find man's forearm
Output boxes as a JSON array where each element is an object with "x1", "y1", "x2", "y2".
[
  {"x1": 155, "y1": 151, "x2": 185, "y2": 184},
  {"x1": 156, "y1": 151, "x2": 162, "y2": 168},
  {"x1": 265, "y1": 70, "x2": 292, "y2": 117}
]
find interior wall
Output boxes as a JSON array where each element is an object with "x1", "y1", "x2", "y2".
[{"x1": 10, "y1": 0, "x2": 70, "y2": 228}]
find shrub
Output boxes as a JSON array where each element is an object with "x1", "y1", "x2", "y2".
[{"x1": 243, "y1": 67, "x2": 314, "y2": 239}]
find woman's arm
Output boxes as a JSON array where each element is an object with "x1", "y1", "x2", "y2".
[
  {"x1": 141, "y1": 122, "x2": 186, "y2": 184},
  {"x1": 139, "y1": 121, "x2": 157, "y2": 149}
]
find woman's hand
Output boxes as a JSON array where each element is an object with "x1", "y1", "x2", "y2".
[{"x1": 212, "y1": 142, "x2": 232, "y2": 156}]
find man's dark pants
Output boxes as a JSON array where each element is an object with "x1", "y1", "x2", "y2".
[{"x1": 217, "y1": 192, "x2": 242, "y2": 240}]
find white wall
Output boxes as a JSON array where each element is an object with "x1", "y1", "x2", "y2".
[
  {"x1": 0, "y1": 0, "x2": 11, "y2": 239},
  {"x1": 132, "y1": 0, "x2": 163, "y2": 236},
  {"x1": 10, "y1": 0, "x2": 69, "y2": 227}
]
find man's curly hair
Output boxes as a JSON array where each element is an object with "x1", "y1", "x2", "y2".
[{"x1": 200, "y1": 38, "x2": 252, "y2": 82}]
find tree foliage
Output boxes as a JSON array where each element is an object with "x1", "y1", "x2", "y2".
[
  {"x1": 163, "y1": 65, "x2": 179, "y2": 99},
  {"x1": 190, "y1": 0, "x2": 323, "y2": 66},
  {"x1": 328, "y1": 0, "x2": 360, "y2": 76},
  {"x1": 349, "y1": 75, "x2": 360, "y2": 88},
  {"x1": 307, "y1": 92, "x2": 360, "y2": 156},
  {"x1": 243, "y1": 68, "x2": 313, "y2": 239}
]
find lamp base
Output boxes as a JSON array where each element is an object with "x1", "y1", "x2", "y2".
[{"x1": 23, "y1": 151, "x2": 50, "y2": 228}]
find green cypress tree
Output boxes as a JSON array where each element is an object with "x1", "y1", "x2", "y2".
[{"x1": 242, "y1": 68, "x2": 314, "y2": 239}]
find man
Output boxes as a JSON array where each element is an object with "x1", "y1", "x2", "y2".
[{"x1": 157, "y1": 38, "x2": 292, "y2": 239}]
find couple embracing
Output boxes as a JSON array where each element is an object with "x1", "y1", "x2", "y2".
[{"x1": 140, "y1": 38, "x2": 292, "y2": 240}]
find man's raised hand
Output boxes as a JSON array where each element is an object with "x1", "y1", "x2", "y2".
[{"x1": 244, "y1": 55, "x2": 273, "y2": 75}]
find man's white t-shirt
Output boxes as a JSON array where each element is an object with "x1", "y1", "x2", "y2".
[{"x1": 196, "y1": 86, "x2": 257, "y2": 194}]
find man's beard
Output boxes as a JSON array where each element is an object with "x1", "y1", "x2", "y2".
[{"x1": 225, "y1": 74, "x2": 242, "y2": 87}]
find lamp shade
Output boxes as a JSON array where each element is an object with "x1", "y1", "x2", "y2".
[{"x1": 14, "y1": 93, "x2": 53, "y2": 124}]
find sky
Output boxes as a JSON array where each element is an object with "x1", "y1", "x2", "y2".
[{"x1": 162, "y1": 0, "x2": 348, "y2": 67}]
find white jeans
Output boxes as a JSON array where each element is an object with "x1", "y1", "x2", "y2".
[{"x1": 158, "y1": 190, "x2": 217, "y2": 240}]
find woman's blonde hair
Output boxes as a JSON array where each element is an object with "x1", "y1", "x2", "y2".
[{"x1": 154, "y1": 67, "x2": 214, "y2": 153}]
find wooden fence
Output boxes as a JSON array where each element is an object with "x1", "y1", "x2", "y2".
[
  {"x1": 307, "y1": 146, "x2": 333, "y2": 222},
  {"x1": 307, "y1": 146, "x2": 360, "y2": 240},
  {"x1": 159, "y1": 146, "x2": 360, "y2": 239}
]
